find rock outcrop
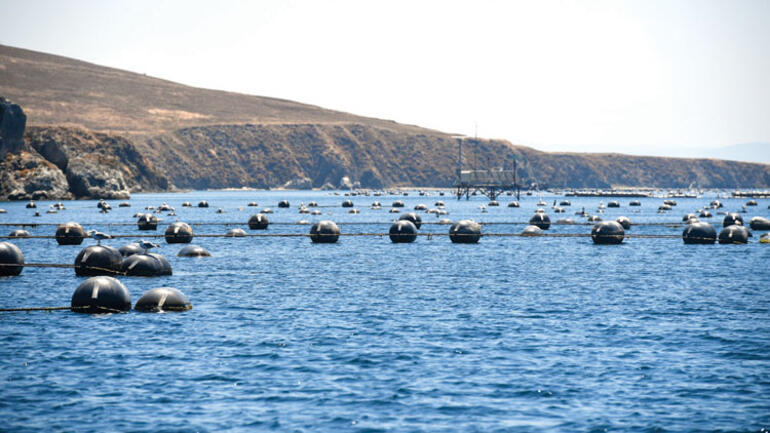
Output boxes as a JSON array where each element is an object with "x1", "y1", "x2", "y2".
[
  {"x1": 0, "y1": 97, "x2": 27, "y2": 160},
  {"x1": 0, "y1": 102, "x2": 170, "y2": 200},
  {"x1": 25, "y1": 127, "x2": 170, "y2": 199},
  {"x1": 0, "y1": 150, "x2": 71, "y2": 200}
]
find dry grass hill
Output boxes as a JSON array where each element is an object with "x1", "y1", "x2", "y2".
[{"x1": 2, "y1": 43, "x2": 769, "y2": 195}]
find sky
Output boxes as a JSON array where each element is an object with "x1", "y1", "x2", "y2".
[{"x1": 1, "y1": 0, "x2": 768, "y2": 158}]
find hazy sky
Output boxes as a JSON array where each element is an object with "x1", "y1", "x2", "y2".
[{"x1": 1, "y1": 0, "x2": 768, "y2": 156}]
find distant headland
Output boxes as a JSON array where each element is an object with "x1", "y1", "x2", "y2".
[{"x1": 1, "y1": 43, "x2": 769, "y2": 200}]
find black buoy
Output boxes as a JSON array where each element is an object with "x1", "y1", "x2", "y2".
[
  {"x1": 0, "y1": 242, "x2": 24, "y2": 276},
  {"x1": 414, "y1": 203, "x2": 428, "y2": 210},
  {"x1": 177, "y1": 245, "x2": 211, "y2": 257},
  {"x1": 26, "y1": 200, "x2": 37, "y2": 209},
  {"x1": 507, "y1": 201, "x2": 520, "y2": 208},
  {"x1": 278, "y1": 200, "x2": 290, "y2": 208},
  {"x1": 165, "y1": 222, "x2": 194, "y2": 244},
  {"x1": 9, "y1": 229, "x2": 29, "y2": 238},
  {"x1": 591, "y1": 221, "x2": 625, "y2": 245},
  {"x1": 135, "y1": 287, "x2": 192, "y2": 312},
  {"x1": 616, "y1": 216, "x2": 631, "y2": 230},
  {"x1": 521, "y1": 225, "x2": 543, "y2": 236},
  {"x1": 529, "y1": 213, "x2": 551, "y2": 230},
  {"x1": 182, "y1": 201, "x2": 192, "y2": 207},
  {"x1": 392, "y1": 200, "x2": 405, "y2": 208},
  {"x1": 389, "y1": 220, "x2": 418, "y2": 243},
  {"x1": 607, "y1": 201, "x2": 620, "y2": 208},
  {"x1": 488, "y1": 200, "x2": 499, "y2": 207},
  {"x1": 71, "y1": 276, "x2": 131, "y2": 314},
  {"x1": 247, "y1": 202, "x2": 259, "y2": 207},
  {"x1": 119, "y1": 202, "x2": 131, "y2": 207},
  {"x1": 560, "y1": 200, "x2": 571, "y2": 206},
  {"x1": 248, "y1": 214, "x2": 269, "y2": 230},
  {"x1": 399, "y1": 212, "x2": 422, "y2": 229},
  {"x1": 74, "y1": 245, "x2": 123, "y2": 276},
  {"x1": 198, "y1": 201, "x2": 209, "y2": 208},
  {"x1": 683, "y1": 213, "x2": 697, "y2": 222},
  {"x1": 137, "y1": 213, "x2": 158, "y2": 230},
  {"x1": 587, "y1": 215, "x2": 602, "y2": 222},
  {"x1": 449, "y1": 220, "x2": 482, "y2": 244},
  {"x1": 746, "y1": 200, "x2": 758, "y2": 206},
  {"x1": 55, "y1": 222, "x2": 86, "y2": 245},
  {"x1": 310, "y1": 220, "x2": 340, "y2": 243},
  {"x1": 699, "y1": 210, "x2": 712, "y2": 218},
  {"x1": 119, "y1": 243, "x2": 143, "y2": 257},
  {"x1": 225, "y1": 228, "x2": 247, "y2": 237},
  {"x1": 629, "y1": 200, "x2": 641, "y2": 206},
  {"x1": 749, "y1": 216, "x2": 770, "y2": 231},
  {"x1": 342, "y1": 200, "x2": 354, "y2": 208},
  {"x1": 718, "y1": 225, "x2": 750, "y2": 244},
  {"x1": 723, "y1": 213, "x2": 744, "y2": 228},
  {"x1": 308, "y1": 202, "x2": 319, "y2": 207},
  {"x1": 122, "y1": 253, "x2": 173, "y2": 276},
  {"x1": 682, "y1": 222, "x2": 717, "y2": 244}
]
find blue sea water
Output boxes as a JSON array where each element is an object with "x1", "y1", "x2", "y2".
[{"x1": 1, "y1": 190, "x2": 769, "y2": 432}]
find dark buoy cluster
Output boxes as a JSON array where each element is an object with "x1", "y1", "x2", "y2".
[
  {"x1": 74, "y1": 245, "x2": 123, "y2": 276},
  {"x1": 135, "y1": 287, "x2": 192, "y2": 312},
  {"x1": 342, "y1": 200, "x2": 354, "y2": 208},
  {"x1": 55, "y1": 222, "x2": 86, "y2": 245},
  {"x1": 488, "y1": 200, "x2": 499, "y2": 207},
  {"x1": 682, "y1": 222, "x2": 717, "y2": 244},
  {"x1": 0, "y1": 242, "x2": 24, "y2": 276},
  {"x1": 122, "y1": 253, "x2": 173, "y2": 276},
  {"x1": 508, "y1": 201, "x2": 520, "y2": 208},
  {"x1": 607, "y1": 201, "x2": 620, "y2": 208},
  {"x1": 9, "y1": 229, "x2": 29, "y2": 238},
  {"x1": 71, "y1": 276, "x2": 131, "y2": 314},
  {"x1": 749, "y1": 216, "x2": 770, "y2": 231},
  {"x1": 248, "y1": 214, "x2": 269, "y2": 230},
  {"x1": 529, "y1": 213, "x2": 551, "y2": 230},
  {"x1": 449, "y1": 220, "x2": 482, "y2": 244},
  {"x1": 723, "y1": 213, "x2": 744, "y2": 227},
  {"x1": 310, "y1": 220, "x2": 340, "y2": 243},
  {"x1": 278, "y1": 200, "x2": 290, "y2": 208},
  {"x1": 198, "y1": 201, "x2": 209, "y2": 208},
  {"x1": 616, "y1": 216, "x2": 631, "y2": 230},
  {"x1": 699, "y1": 210, "x2": 712, "y2": 218},
  {"x1": 389, "y1": 220, "x2": 418, "y2": 243},
  {"x1": 399, "y1": 212, "x2": 422, "y2": 229},
  {"x1": 591, "y1": 221, "x2": 625, "y2": 245},
  {"x1": 177, "y1": 245, "x2": 211, "y2": 257},
  {"x1": 392, "y1": 200, "x2": 405, "y2": 208},
  {"x1": 629, "y1": 200, "x2": 641, "y2": 206},
  {"x1": 165, "y1": 222, "x2": 194, "y2": 243},
  {"x1": 137, "y1": 213, "x2": 158, "y2": 230},
  {"x1": 719, "y1": 225, "x2": 750, "y2": 244}
]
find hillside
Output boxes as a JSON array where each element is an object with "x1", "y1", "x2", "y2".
[{"x1": 2, "y1": 43, "x2": 770, "y2": 194}]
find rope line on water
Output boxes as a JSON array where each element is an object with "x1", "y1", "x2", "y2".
[
  {"x1": 0, "y1": 232, "x2": 693, "y2": 240},
  {"x1": 0, "y1": 305, "x2": 124, "y2": 313},
  {"x1": 0, "y1": 262, "x2": 129, "y2": 275},
  {"x1": 0, "y1": 220, "x2": 695, "y2": 227}
]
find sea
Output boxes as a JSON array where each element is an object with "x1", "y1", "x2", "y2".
[{"x1": 1, "y1": 190, "x2": 768, "y2": 432}]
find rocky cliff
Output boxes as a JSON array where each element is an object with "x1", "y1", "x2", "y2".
[
  {"x1": 2, "y1": 43, "x2": 770, "y2": 194},
  {"x1": 0, "y1": 97, "x2": 170, "y2": 200}
]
